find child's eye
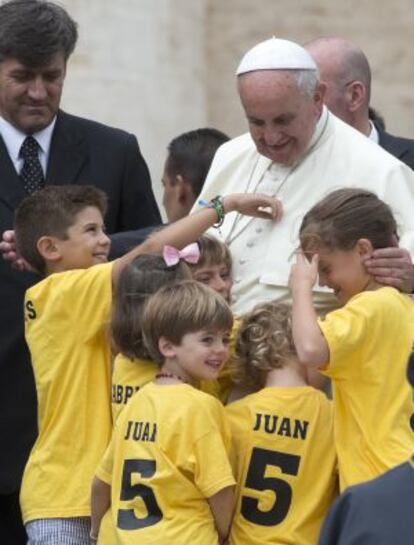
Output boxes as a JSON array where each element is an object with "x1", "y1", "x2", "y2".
[
  {"x1": 201, "y1": 336, "x2": 213, "y2": 344},
  {"x1": 195, "y1": 275, "x2": 211, "y2": 284},
  {"x1": 222, "y1": 336, "x2": 230, "y2": 346}
]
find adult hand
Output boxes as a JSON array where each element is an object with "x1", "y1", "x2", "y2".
[
  {"x1": 289, "y1": 250, "x2": 318, "y2": 292},
  {"x1": 364, "y1": 247, "x2": 414, "y2": 293},
  {"x1": 223, "y1": 193, "x2": 283, "y2": 221},
  {"x1": 0, "y1": 229, "x2": 34, "y2": 272}
]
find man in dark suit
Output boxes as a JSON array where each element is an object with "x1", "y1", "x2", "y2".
[
  {"x1": 305, "y1": 36, "x2": 414, "y2": 170},
  {"x1": 0, "y1": 2, "x2": 160, "y2": 543}
]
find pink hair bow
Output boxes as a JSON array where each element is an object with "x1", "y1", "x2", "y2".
[{"x1": 163, "y1": 243, "x2": 200, "y2": 267}]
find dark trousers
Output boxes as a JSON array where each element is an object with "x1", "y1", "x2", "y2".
[{"x1": 0, "y1": 491, "x2": 27, "y2": 545}]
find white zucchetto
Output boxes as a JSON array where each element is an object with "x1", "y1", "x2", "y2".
[{"x1": 236, "y1": 37, "x2": 317, "y2": 75}]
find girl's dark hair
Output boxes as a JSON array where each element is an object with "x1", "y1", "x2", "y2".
[
  {"x1": 300, "y1": 188, "x2": 397, "y2": 252},
  {"x1": 111, "y1": 254, "x2": 190, "y2": 360}
]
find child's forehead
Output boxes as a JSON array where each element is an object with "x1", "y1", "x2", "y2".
[
  {"x1": 193, "y1": 260, "x2": 229, "y2": 272},
  {"x1": 72, "y1": 205, "x2": 104, "y2": 225},
  {"x1": 187, "y1": 326, "x2": 231, "y2": 336}
]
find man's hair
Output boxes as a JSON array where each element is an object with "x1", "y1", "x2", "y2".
[
  {"x1": 299, "y1": 188, "x2": 397, "y2": 253},
  {"x1": 0, "y1": 0, "x2": 78, "y2": 65},
  {"x1": 15, "y1": 185, "x2": 107, "y2": 275},
  {"x1": 293, "y1": 69, "x2": 320, "y2": 98},
  {"x1": 187, "y1": 234, "x2": 232, "y2": 274},
  {"x1": 111, "y1": 254, "x2": 191, "y2": 360},
  {"x1": 233, "y1": 301, "x2": 296, "y2": 389},
  {"x1": 142, "y1": 280, "x2": 233, "y2": 364},
  {"x1": 165, "y1": 128, "x2": 229, "y2": 198}
]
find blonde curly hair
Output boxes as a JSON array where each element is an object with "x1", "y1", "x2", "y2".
[{"x1": 233, "y1": 301, "x2": 296, "y2": 389}]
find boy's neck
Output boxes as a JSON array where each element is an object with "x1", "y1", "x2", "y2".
[
  {"x1": 154, "y1": 359, "x2": 194, "y2": 386},
  {"x1": 264, "y1": 361, "x2": 308, "y2": 388},
  {"x1": 45, "y1": 262, "x2": 69, "y2": 276}
]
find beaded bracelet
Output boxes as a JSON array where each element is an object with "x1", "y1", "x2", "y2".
[{"x1": 198, "y1": 195, "x2": 225, "y2": 228}]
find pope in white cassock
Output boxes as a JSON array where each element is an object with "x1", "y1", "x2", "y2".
[{"x1": 195, "y1": 38, "x2": 414, "y2": 315}]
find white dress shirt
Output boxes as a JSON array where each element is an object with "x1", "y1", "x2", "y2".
[{"x1": 0, "y1": 116, "x2": 56, "y2": 176}]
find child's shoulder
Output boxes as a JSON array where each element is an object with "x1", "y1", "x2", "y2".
[
  {"x1": 27, "y1": 262, "x2": 113, "y2": 299},
  {"x1": 349, "y1": 286, "x2": 410, "y2": 306}
]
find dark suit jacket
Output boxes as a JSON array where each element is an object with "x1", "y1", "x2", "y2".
[
  {"x1": 0, "y1": 110, "x2": 161, "y2": 493},
  {"x1": 378, "y1": 129, "x2": 414, "y2": 170}
]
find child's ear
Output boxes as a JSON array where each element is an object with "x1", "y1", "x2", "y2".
[
  {"x1": 36, "y1": 236, "x2": 62, "y2": 263},
  {"x1": 356, "y1": 238, "x2": 374, "y2": 257},
  {"x1": 158, "y1": 336, "x2": 177, "y2": 359}
]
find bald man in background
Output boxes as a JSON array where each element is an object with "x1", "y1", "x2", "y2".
[{"x1": 305, "y1": 37, "x2": 414, "y2": 169}]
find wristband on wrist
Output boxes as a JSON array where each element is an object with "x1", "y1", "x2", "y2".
[{"x1": 198, "y1": 195, "x2": 225, "y2": 228}]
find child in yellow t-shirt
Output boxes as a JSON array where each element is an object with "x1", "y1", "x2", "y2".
[
  {"x1": 99, "y1": 238, "x2": 236, "y2": 545},
  {"x1": 289, "y1": 188, "x2": 414, "y2": 491},
  {"x1": 226, "y1": 301, "x2": 337, "y2": 545},
  {"x1": 188, "y1": 234, "x2": 239, "y2": 402},
  {"x1": 111, "y1": 253, "x2": 191, "y2": 423},
  {"x1": 111, "y1": 234, "x2": 235, "y2": 422},
  {"x1": 14, "y1": 184, "x2": 281, "y2": 544},
  {"x1": 92, "y1": 281, "x2": 236, "y2": 545}
]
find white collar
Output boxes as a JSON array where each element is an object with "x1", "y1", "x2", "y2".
[
  {"x1": 0, "y1": 116, "x2": 56, "y2": 161},
  {"x1": 368, "y1": 120, "x2": 379, "y2": 144}
]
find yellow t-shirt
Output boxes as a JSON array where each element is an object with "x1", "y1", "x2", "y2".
[
  {"x1": 319, "y1": 287, "x2": 414, "y2": 491},
  {"x1": 97, "y1": 382, "x2": 235, "y2": 545},
  {"x1": 226, "y1": 386, "x2": 337, "y2": 545},
  {"x1": 112, "y1": 353, "x2": 158, "y2": 422},
  {"x1": 201, "y1": 318, "x2": 240, "y2": 403},
  {"x1": 20, "y1": 263, "x2": 114, "y2": 523}
]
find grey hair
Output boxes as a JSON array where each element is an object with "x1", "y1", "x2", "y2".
[{"x1": 292, "y1": 69, "x2": 320, "y2": 98}]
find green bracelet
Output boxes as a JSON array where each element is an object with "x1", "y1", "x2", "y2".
[{"x1": 199, "y1": 196, "x2": 225, "y2": 228}]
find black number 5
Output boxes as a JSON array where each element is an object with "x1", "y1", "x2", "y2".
[
  {"x1": 117, "y1": 459, "x2": 163, "y2": 530},
  {"x1": 241, "y1": 447, "x2": 300, "y2": 526}
]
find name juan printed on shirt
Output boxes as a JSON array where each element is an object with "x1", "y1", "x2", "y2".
[{"x1": 253, "y1": 412, "x2": 309, "y2": 440}]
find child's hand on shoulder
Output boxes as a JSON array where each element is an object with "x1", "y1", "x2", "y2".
[{"x1": 289, "y1": 250, "x2": 318, "y2": 292}]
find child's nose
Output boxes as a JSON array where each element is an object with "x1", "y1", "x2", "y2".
[{"x1": 100, "y1": 232, "x2": 110, "y2": 246}]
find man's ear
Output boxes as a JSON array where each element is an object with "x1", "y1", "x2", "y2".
[
  {"x1": 315, "y1": 81, "x2": 326, "y2": 103},
  {"x1": 174, "y1": 175, "x2": 197, "y2": 215},
  {"x1": 36, "y1": 236, "x2": 62, "y2": 264},
  {"x1": 347, "y1": 81, "x2": 366, "y2": 113},
  {"x1": 356, "y1": 238, "x2": 374, "y2": 258},
  {"x1": 158, "y1": 336, "x2": 177, "y2": 359}
]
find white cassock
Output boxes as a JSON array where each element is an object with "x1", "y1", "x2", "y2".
[{"x1": 194, "y1": 107, "x2": 414, "y2": 315}]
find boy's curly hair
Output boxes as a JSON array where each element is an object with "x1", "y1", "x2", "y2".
[{"x1": 233, "y1": 301, "x2": 296, "y2": 389}]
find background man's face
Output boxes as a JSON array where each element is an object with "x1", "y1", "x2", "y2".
[
  {"x1": 0, "y1": 53, "x2": 66, "y2": 134},
  {"x1": 238, "y1": 70, "x2": 323, "y2": 166}
]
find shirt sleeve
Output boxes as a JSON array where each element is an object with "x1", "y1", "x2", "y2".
[
  {"x1": 318, "y1": 293, "x2": 374, "y2": 379},
  {"x1": 53, "y1": 262, "x2": 113, "y2": 337},
  {"x1": 96, "y1": 434, "x2": 115, "y2": 485}
]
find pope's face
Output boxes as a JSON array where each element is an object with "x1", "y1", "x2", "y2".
[{"x1": 238, "y1": 70, "x2": 324, "y2": 166}]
